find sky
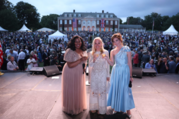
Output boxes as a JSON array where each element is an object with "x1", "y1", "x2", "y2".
[{"x1": 10, "y1": 0, "x2": 179, "y2": 23}]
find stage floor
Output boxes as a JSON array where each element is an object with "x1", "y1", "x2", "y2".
[{"x1": 0, "y1": 72, "x2": 179, "y2": 119}]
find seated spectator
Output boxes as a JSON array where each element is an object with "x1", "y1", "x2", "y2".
[
  {"x1": 133, "y1": 50, "x2": 139, "y2": 67},
  {"x1": 7, "y1": 56, "x2": 19, "y2": 71},
  {"x1": 175, "y1": 57, "x2": 179, "y2": 74},
  {"x1": 158, "y1": 57, "x2": 169, "y2": 73},
  {"x1": 141, "y1": 51, "x2": 150, "y2": 68},
  {"x1": 145, "y1": 59, "x2": 157, "y2": 72},
  {"x1": 26, "y1": 55, "x2": 36, "y2": 71},
  {"x1": 168, "y1": 56, "x2": 176, "y2": 73}
]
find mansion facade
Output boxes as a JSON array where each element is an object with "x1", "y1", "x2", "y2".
[{"x1": 58, "y1": 10, "x2": 120, "y2": 32}]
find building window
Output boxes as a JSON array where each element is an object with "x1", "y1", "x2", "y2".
[
  {"x1": 88, "y1": 21, "x2": 90, "y2": 25},
  {"x1": 97, "y1": 20, "x2": 99, "y2": 25},
  {"x1": 83, "y1": 21, "x2": 85, "y2": 24},
  {"x1": 97, "y1": 14, "x2": 99, "y2": 18},
  {"x1": 96, "y1": 28, "x2": 99, "y2": 31},
  {"x1": 106, "y1": 27, "x2": 108, "y2": 31},
  {"x1": 60, "y1": 20, "x2": 62, "y2": 24},
  {"x1": 106, "y1": 14, "x2": 108, "y2": 18},
  {"x1": 115, "y1": 20, "x2": 117, "y2": 25},
  {"x1": 111, "y1": 20, "x2": 113, "y2": 25},
  {"x1": 110, "y1": 28, "x2": 113, "y2": 31},
  {"x1": 101, "y1": 28, "x2": 104, "y2": 31},
  {"x1": 60, "y1": 27, "x2": 62, "y2": 31},
  {"x1": 74, "y1": 14, "x2": 76, "y2": 17},
  {"x1": 101, "y1": 14, "x2": 104, "y2": 18},
  {"x1": 106, "y1": 20, "x2": 108, "y2": 25},
  {"x1": 64, "y1": 27, "x2": 67, "y2": 31},
  {"x1": 78, "y1": 27, "x2": 81, "y2": 31},
  {"x1": 74, "y1": 28, "x2": 77, "y2": 31},
  {"x1": 69, "y1": 20, "x2": 71, "y2": 24},
  {"x1": 78, "y1": 20, "x2": 81, "y2": 24},
  {"x1": 110, "y1": 14, "x2": 113, "y2": 18},
  {"x1": 65, "y1": 20, "x2": 67, "y2": 24},
  {"x1": 69, "y1": 27, "x2": 72, "y2": 31},
  {"x1": 64, "y1": 14, "x2": 67, "y2": 17},
  {"x1": 69, "y1": 14, "x2": 72, "y2": 17},
  {"x1": 115, "y1": 28, "x2": 117, "y2": 32},
  {"x1": 78, "y1": 14, "x2": 81, "y2": 17}
]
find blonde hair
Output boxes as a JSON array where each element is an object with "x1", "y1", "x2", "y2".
[{"x1": 92, "y1": 37, "x2": 105, "y2": 55}]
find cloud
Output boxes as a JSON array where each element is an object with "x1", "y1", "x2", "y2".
[{"x1": 10, "y1": 0, "x2": 179, "y2": 22}]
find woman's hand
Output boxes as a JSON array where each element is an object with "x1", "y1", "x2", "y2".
[
  {"x1": 104, "y1": 55, "x2": 109, "y2": 61},
  {"x1": 93, "y1": 55, "x2": 97, "y2": 63},
  {"x1": 80, "y1": 56, "x2": 88, "y2": 62},
  {"x1": 130, "y1": 77, "x2": 133, "y2": 82},
  {"x1": 107, "y1": 77, "x2": 110, "y2": 81}
]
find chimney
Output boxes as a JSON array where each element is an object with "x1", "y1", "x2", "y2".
[
  {"x1": 73, "y1": 10, "x2": 75, "y2": 13},
  {"x1": 102, "y1": 10, "x2": 104, "y2": 13}
]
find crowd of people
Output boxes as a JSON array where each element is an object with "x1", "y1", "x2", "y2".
[{"x1": 0, "y1": 31, "x2": 179, "y2": 73}]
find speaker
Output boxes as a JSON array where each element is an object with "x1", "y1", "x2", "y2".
[
  {"x1": 132, "y1": 67, "x2": 142, "y2": 78},
  {"x1": 43, "y1": 65, "x2": 61, "y2": 77}
]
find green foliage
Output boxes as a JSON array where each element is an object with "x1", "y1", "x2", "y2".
[
  {"x1": 0, "y1": 9, "x2": 19, "y2": 31},
  {"x1": 15, "y1": 1, "x2": 40, "y2": 31},
  {"x1": 124, "y1": 16, "x2": 143, "y2": 25},
  {"x1": 119, "y1": 19, "x2": 122, "y2": 24},
  {"x1": 162, "y1": 13, "x2": 179, "y2": 31},
  {"x1": 40, "y1": 14, "x2": 59, "y2": 30}
]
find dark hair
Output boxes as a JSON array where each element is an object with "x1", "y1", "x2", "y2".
[
  {"x1": 111, "y1": 33, "x2": 123, "y2": 43},
  {"x1": 67, "y1": 35, "x2": 86, "y2": 51}
]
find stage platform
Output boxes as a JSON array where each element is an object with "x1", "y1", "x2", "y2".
[{"x1": 0, "y1": 72, "x2": 179, "y2": 119}]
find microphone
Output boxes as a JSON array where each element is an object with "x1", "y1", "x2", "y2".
[
  {"x1": 82, "y1": 63, "x2": 85, "y2": 74},
  {"x1": 129, "y1": 81, "x2": 132, "y2": 88}
]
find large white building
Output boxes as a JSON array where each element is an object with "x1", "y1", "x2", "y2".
[{"x1": 58, "y1": 10, "x2": 120, "y2": 32}]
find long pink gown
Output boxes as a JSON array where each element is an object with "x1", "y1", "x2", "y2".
[{"x1": 61, "y1": 48, "x2": 87, "y2": 115}]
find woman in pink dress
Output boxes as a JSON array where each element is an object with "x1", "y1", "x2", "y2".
[{"x1": 62, "y1": 35, "x2": 88, "y2": 115}]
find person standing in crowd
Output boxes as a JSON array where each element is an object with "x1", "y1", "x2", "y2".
[
  {"x1": 168, "y1": 56, "x2": 176, "y2": 73},
  {"x1": 49, "y1": 50, "x2": 58, "y2": 65},
  {"x1": 26, "y1": 55, "x2": 36, "y2": 71},
  {"x1": 7, "y1": 49, "x2": 18, "y2": 62},
  {"x1": 88, "y1": 37, "x2": 110, "y2": 114},
  {"x1": 18, "y1": 49, "x2": 26, "y2": 71},
  {"x1": 7, "y1": 56, "x2": 19, "y2": 71},
  {"x1": 158, "y1": 57, "x2": 169, "y2": 73},
  {"x1": 141, "y1": 51, "x2": 150, "y2": 68},
  {"x1": 145, "y1": 59, "x2": 157, "y2": 72},
  {"x1": 1, "y1": 53, "x2": 8, "y2": 70},
  {"x1": 138, "y1": 49, "x2": 143, "y2": 67},
  {"x1": 133, "y1": 50, "x2": 139, "y2": 67},
  {"x1": 25, "y1": 46, "x2": 30, "y2": 66},
  {"x1": 42, "y1": 49, "x2": 49, "y2": 66},
  {"x1": 104, "y1": 33, "x2": 135, "y2": 117},
  {"x1": 61, "y1": 35, "x2": 87, "y2": 115}
]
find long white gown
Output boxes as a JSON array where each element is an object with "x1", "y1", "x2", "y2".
[{"x1": 89, "y1": 50, "x2": 110, "y2": 114}]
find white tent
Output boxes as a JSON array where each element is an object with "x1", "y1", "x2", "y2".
[
  {"x1": 0, "y1": 26, "x2": 8, "y2": 31},
  {"x1": 48, "y1": 30, "x2": 68, "y2": 42},
  {"x1": 17, "y1": 24, "x2": 31, "y2": 32},
  {"x1": 163, "y1": 24, "x2": 178, "y2": 35},
  {"x1": 37, "y1": 27, "x2": 55, "y2": 32}
]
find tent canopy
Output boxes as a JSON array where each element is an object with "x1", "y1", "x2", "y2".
[
  {"x1": 0, "y1": 26, "x2": 8, "y2": 31},
  {"x1": 48, "y1": 31, "x2": 68, "y2": 42},
  {"x1": 17, "y1": 24, "x2": 31, "y2": 32},
  {"x1": 163, "y1": 24, "x2": 178, "y2": 35},
  {"x1": 37, "y1": 27, "x2": 55, "y2": 32}
]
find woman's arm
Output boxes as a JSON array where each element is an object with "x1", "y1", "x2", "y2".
[
  {"x1": 127, "y1": 52, "x2": 133, "y2": 81},
  {"x1": 67, "y1": 57, "x2": 87, "y2": 68},
  {"x1": 105, "y1": 50, "x2": 114, "y2": 66}
]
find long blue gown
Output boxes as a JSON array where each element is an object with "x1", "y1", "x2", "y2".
[{"x1": 107, "y1": 46, "x2": 135, "y2": 112}]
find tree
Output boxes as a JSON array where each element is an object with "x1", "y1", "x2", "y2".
[
  {"x1": 163, "y1": 13, "x2": 179, "y2": 31},
  {"x1": 0, "y1": 0, "x2": 14, "y2": 12},
  {"x1": 123, "y1": 17, "x2": 143, "y2": 25},
  {"x1": 0, "y1": 9, "x2": 19, "y2": 31},
  {"x1": 40, "y1": 14, "x2": 60, "y2": 30},
  {"x1": 15, "y1": 1, "x2": 40, "y2": 30},
  {"x1": 119, "y1": 18, "x2": 122, "y2": 24}
]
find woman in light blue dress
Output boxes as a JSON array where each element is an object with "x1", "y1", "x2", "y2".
[{"x1": 104, "y1": 33, "x2": 135, "y2": 117}]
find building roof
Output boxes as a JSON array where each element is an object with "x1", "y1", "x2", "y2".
[
  {"x1": 59, "y1": 10, "x2": 117, "y2": 18},
  {"x1": 120, "y1": 25, "x2": 144, "y2": 29}
]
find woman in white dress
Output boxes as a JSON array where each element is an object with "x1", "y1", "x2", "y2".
[
  {"x1": 88, "y1": 37, "x2": 110, "y2": 114},
  {"x1": 26, "y1": 55, "x2": 36, "y2": 71}
]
